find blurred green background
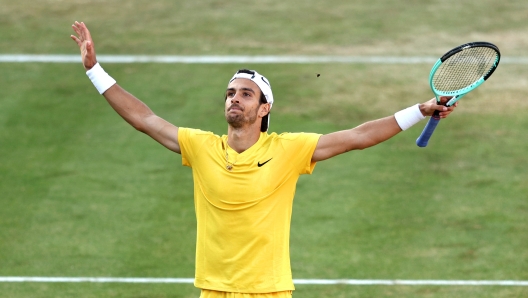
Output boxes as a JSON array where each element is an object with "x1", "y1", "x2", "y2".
[{"x1": 0, "y1": 0, "x2": 527, "y2": 297}]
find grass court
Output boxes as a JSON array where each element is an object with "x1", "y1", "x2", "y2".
[{"x1": 1, "y1": 0, "x2": 527, "y2": 297}]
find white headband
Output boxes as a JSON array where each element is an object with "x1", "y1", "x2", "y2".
[{"x1": 229, "y1": 70, "x2": 274, "y2": 107}]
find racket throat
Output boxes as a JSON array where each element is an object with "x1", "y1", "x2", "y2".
[{"x1": 445, "y1": 94, "x2": 461, "y2": 107}]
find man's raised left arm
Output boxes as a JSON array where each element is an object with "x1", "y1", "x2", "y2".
[{"x1": 311, "y1": 96, "x2": 456, "y2": 162}]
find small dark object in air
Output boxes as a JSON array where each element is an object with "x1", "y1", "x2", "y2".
[{"x1": 317, "y1": 74, "x2": 320, "y2": 77}]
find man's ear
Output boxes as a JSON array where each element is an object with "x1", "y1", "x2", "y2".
[{"x1": 259, "y1": 103, "x2": 271, "y2": 117}]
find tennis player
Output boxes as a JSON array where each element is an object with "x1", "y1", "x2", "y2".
[{"x1": 71, "y1": 21, "x2": 456, "y2": 298}]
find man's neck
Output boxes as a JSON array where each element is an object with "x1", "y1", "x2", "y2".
[{"x1": 227, "y1": 126, "x2": 262, "y2": 153}]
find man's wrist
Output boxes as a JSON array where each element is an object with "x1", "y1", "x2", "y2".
[
  {"x1": 86, "y1": 63, "x2": 116, "y2": 94},
  {"x1": 394, "y1": 104, "x2": 426, "y2": 131}
]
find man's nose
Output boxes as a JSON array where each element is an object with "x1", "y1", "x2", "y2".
[{"x1": 230, "y1": 93, "x2": 240, "y2": 103}]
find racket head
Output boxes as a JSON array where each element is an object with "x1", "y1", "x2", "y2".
[{"x1": 429, "y1": 41, "x2": 501, "y2": 106}]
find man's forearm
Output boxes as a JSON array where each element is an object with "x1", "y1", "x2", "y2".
[
  {"x1": 85, "y1": 63, "x2": 155, "y2": 132},
  {"x1": 351, "y1": 116, "x2": 403, "y2": 149},
  {"x1": 102, "y1": 84, "x2": 156, "y2": 133}
]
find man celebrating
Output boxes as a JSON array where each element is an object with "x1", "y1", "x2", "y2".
[{"x1": 71, "y1": 21, "x2": 456, "y2": 298}]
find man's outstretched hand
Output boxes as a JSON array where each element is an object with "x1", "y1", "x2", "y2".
[
  {"x1": 419, "y1": 96, "x2": 458, "y2": 119},
  {"x1": 70, "y1": 21, "x2": 97, "y2": 71}
]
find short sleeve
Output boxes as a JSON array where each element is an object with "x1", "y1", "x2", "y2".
[
  {"x1": 278, "y1": 132, "x2": 321, "y2": 175},
  {"x1": 178, "y1": 127, "x2": 216, "y2": 168}
]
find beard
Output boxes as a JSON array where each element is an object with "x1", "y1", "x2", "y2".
[{"x1": 225, "y1": 105, "x2": 258, "y2": 128}]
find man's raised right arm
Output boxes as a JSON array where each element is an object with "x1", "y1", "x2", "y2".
[{"x1": 71, "y1": 21, "x2": 180, "y2": 154}]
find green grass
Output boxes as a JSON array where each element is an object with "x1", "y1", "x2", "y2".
[
  {"x1": 1, "y1": 0, "x2": 528, "y2": 55},
  {"x1": 1, "y1": 0, "x2": 528, "y2": 297}
]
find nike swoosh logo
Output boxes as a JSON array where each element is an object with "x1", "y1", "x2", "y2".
[{"x1": 258, "y1": 158, "x2": 273, "y2": 167}]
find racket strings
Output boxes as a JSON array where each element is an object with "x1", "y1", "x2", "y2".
[{"x1": 433, "y1": 47, "x2": 498, "y2": 92}]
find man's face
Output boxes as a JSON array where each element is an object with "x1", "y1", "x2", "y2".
[{"x1": 224, "y1": 79, "x2": 264, "y2": 128}]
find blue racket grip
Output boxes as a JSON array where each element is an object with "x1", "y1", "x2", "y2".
[{"x1": 416, "y1": 115, "x2": 441, "y2": 147}]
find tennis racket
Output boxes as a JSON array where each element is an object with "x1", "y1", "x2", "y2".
[{"x1": 416, "y1": 41, "x2": 501, "y2": 147}]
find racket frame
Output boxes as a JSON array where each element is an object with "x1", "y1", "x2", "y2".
[
  {"x1": 429, "y1": 42, "x2": 500, "y2": 107},
  {"x1": 416, "y1": 41, "x2": 500, "y2": 147}
]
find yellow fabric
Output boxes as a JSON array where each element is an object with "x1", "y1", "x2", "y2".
[
  {"x1": 179, "y1": 128, "x2": 321, "y2": 293},
  {"x1": 200, "y1": 289, "x2": 292, "y2": 298}
]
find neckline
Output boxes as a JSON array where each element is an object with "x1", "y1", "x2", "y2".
[{"x1": 223, "y1": 132, "x2": 267, "y2": 158}]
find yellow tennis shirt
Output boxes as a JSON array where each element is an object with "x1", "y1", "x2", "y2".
[{"x1": 178, "y1": 128, "x2": 321, "y2": 293}]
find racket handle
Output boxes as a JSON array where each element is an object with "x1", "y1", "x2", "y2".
[{"x1": 416, "y1": 115, "x2": 441, "y2": 147}]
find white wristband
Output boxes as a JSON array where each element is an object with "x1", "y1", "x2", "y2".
[
  {"x1": 394, "y1": 104, "x2": 426, "y2": 131},
  {"x1": 86, "y1": 63, "x2": 116, "y2": 94}
]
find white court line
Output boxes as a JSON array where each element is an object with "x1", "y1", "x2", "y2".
[
  {"x1": 0, "y1": 277, "x2": 194, "y2": 283},
  {"x1": 0, "y1": 54, "x2": 436, "y2": 64},
  {"x1": 293, "y1": 279, "x2": 528, "y2": 286},
  {"x1": 0, "y1": 54, "x2": 527, "y2": 64},
  {"x1": 0, "y1": 277, "x2": 527, "y2": 286}
]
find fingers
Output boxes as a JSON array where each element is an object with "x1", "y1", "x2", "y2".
[
  {"x1": 436, "y1": 97, "x2": 458, "y2": 119},
  {"x1": 70, "y1": 35, "x2": 81, "y2": 46},
  {"x1": 71, "y1": 22, "x2": 84, "y2": 47},
  {"x1": 72, "y1": 22, "x2": 80, "y2": 35},
  {"x1": 71, "y1": 21, "x2": 92, "y2": 42},
  {"x1": 70, "y1": 21, "x2": 97, "y2": 70},
  {"x1": 79, "y1": 22, "x2": 93, "y2": 41},
  {"x1": 422, "y1": 96, "x2": 457, "y2": 118},
  {"x1": 71, "y1": 22, "x2": 83, "y2": 40},
  {"x1": 438, "y1": 96, "x2": 452, "y2": 105}
]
